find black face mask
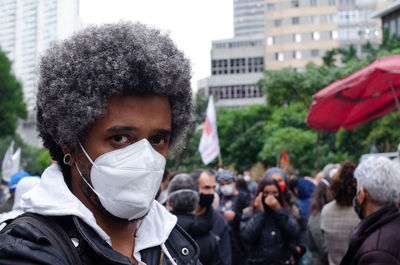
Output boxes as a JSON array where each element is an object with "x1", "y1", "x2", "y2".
[
  {"x1": 199, "y1": 193, "x2": 214, "y2": 208},
  {"x1": 353, "y1": 196, "x2": 363, "y2": 219},
  {"x1": 262, "y1": 196, "x2": 280, "y2": 214}
]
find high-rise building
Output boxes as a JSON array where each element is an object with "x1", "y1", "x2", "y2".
[
  {"x1": 234, "y1": 0, "x2": 265, "y2": 37},
  {"x1": 0, "y1": 0, "x2": 81, "y2": 146},
  {"x1": 265, "y1": 0, "x2": 391, "y2": 71}
]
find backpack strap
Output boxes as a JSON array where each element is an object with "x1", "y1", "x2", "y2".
[{"x1": 2, "y1": 213, "x2": 82, "y2": 265}]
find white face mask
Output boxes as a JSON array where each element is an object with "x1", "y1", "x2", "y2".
[
  {"x1": 76, "y1": 139, "x2": 166, "y2": 221},
  {"x1": 243, "y1": 175, "x2": 251, "y2": 182},
  {"x1": 220, "y1": 184, "x2": 234, "y2": 196}
]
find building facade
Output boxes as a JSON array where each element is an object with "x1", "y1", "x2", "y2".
[
  {"x1": 265, "y1": 0, "x2": 390, "y2": 71},
  {"x1": 0, "y1": 0, "x2": 81, "y2": 146},
  {"x1": 198, "y1": 36, "x2": 266, "y2": 109},
  {"x1": 371, "y1": 0, "x2": 400, "y2": 36},
  {"x1": 198, "y1": 0, "x2": 266, "y2": 109},
  {"x1": 234, "y1": 0, "x2": 265, "y2": 36}
]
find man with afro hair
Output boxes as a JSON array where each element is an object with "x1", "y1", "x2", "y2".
[{"x1": 0, "y1": 22, "x2": 199, "y2": 265}]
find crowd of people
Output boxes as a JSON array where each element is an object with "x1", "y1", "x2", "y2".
[
  {"x1": 0, "y1": 21, "x2": 400, "y2": 265},
  {"x1": 151, "y1": 157, "x2": 400, "y2": 265}
]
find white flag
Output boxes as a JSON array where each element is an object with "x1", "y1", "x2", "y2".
[
  {"x1": 199, "y1": 96, "x2": 220, "y2": 165},
  {"x1": 1, "y1": 141, "x2": 21, "y2": 183}
]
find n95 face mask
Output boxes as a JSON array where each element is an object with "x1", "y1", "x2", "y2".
[{"x1": 76, "y1": 139, "x2": 166, "y2": 221}]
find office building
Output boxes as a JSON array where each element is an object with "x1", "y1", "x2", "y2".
[
  {"x1": 0, "y1": 0, "x2": 81, "y2": 146},
  {"x1": 265, "y1": 0, "x2": 390, "y2": 71}
]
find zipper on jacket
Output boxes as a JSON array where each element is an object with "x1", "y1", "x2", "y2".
[{"x1": 158, "y1": 249, "x2": 164, "y2": 265}]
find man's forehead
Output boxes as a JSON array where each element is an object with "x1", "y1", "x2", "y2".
[{"x1": 199, "y1": 171, "x2": 216, "y2": 183}]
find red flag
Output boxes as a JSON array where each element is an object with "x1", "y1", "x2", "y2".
[{"x1": 280, "y1": 151, "x2": 289, "y2": 169}]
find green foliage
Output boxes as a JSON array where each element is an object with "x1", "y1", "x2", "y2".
[
  {"x1": 363, "y1": 110, "x2": 400, "y2": 152},
  {"x1": 169, "y1": 31, "x2": 400, "y2": 175},
  {"x1": 217, "y1": 104, "x2": 274, "y2": 170},
  {"x1": 258, "y1": 127, "x2": 317, "y2": 175},
  {"x1": 0, "y1": 49, "x2": 27, "y2": 138},
  {"x1": 37, "y1": 150, "x2": 52, "y2": 174}
]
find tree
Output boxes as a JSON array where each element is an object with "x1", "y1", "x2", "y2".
[
  {"x1": 0, "y1": 48, "x2": 27, "y2": 137},
  {"x1": 217, "y1": 104, "x2": 274, "y2": 170}
]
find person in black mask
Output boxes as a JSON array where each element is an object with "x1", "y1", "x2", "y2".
[
  {"x1": 340, "y1": 156, "x2": 400, "y2": 265},
  {"x1": 168, "y1": 173, "x2": 223, "y2": 265},
  {"x1": 240, "y1": 177, "x2": 300, "y2": 265},
  {"x1": 191, "y1": 170, "x2": 232, "y2": 265}
]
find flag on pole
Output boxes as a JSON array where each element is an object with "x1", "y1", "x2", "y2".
[
  {"x1": 1, "y1": 141, "x2": 21, "y2": 183},
  {"x1": 199, "y1": 95, "x2": 220, "y2": 165},
  {"x1": 280, "y1": 150, "x2": 289, "y2": 169}
]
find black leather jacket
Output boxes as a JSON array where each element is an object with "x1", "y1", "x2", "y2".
[{"x1": 0, "y1": 214, "x2": 200, "y2": 265}]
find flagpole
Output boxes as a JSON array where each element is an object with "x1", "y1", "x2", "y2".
[{"x1": 218, "y1": 153, "x2": 223, "y2": 168}]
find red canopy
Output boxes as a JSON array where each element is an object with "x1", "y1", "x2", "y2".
[{"x1": 306, "y1": 55, "x2": 400, "y2": 131}]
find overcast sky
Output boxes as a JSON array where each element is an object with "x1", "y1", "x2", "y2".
[{"x1": 79, "y1": 0, "x2": 234, "y2": 92}]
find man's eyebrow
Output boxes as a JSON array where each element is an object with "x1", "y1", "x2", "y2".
[
  {"x1": 155, "y1": 129, "x2": 172, "y2": 136},
  {"x1": 106, "y1": 126, "x2": 139, "y2": 133}
]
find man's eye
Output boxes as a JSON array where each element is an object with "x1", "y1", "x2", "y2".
[
  {"x1": 151, "y1": 135, "x2": 168, "y2": 145},
  {"x1": 111, "y1": 135, "x2": 129, "y2": 144}
]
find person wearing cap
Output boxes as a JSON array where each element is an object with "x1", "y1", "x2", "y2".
[
  {"x1": 340, "y1": 157, "x2": 400, "y2": 265},
  {"x1": 0, "y1": 22, "x2": 199, "y2": 265},
  {"x1": 217, "y1": 169, "x2": 250, "y2": 265},
  {"x1": 0, "y1": 170, "x2": 31, "y2": 213},
  {"x1": 168, "y1": 173, "x2": 223, "y2": 265}
]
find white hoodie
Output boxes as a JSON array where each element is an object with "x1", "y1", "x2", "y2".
[{"x1": 20, "y1": 163, "x2": 178, "y2": 265}]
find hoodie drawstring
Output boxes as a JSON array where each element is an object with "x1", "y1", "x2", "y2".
[{"x1": 161, "y1": 243, "x2": 177, "y2": 265}]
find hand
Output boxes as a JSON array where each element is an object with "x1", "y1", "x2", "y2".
[
  {"x1": 254, "y1": 193, "x2": 264, "y2": 212},
  {"x1": 223, "y1": 210, "x2": 235, "y2": 221},
  {"x1": 265, "y1": 195, "x2": 281, "y2": 211}
]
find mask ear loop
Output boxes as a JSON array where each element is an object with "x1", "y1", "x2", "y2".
[
  {"x1": 75, "y1": 162, "x2": 105, "y2": 200},
  {"x1": 78, "y1": 142, "x2": 95, "y2": 165}
]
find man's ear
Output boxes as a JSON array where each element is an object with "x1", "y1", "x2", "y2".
[
  {"x1": 60, "y1": 145, "x2": 76, "y2": 166},
  {"x1": 167, "y1": 197, "x2": 172, "y2": 208},
  {"x1": 358, "y1": 187, "x2": 366, "y2": 204}
]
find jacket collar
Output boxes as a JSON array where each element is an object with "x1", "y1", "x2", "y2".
[
  {"x1": 340, "y1": 205, "x2": 400, "y2": 265},
  {"x1": 20, "y1": 163, "x2": 177, "y2": 264}
]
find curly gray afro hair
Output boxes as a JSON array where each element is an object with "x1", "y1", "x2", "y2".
[{"x1": 36, "y1": 22, "x2": 192, "y2": 167}]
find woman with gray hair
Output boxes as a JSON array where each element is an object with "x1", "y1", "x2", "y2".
[
  {"x1": 0, "y1": 22, "x2": 200, "y2": 265},
  {"x1": 340, "y1": 156, "x2": 400, "y2": 265},
  {"x1": 168, "y1": 173, "x2": 223, "y2": 265}
]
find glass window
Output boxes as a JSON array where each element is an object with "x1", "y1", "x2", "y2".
[
  {"x1": 267, "y1": 36, "x2": 275, "y2": 45},
  {"x1": 267, "y1": 3, "x2": 275, "y2": 11},
  {"x1": 274, "y1": 19, "x2": 282, "y2": 27},
  {"x1": 293, "y1": 51, "x2": 302, "y2": 59},
  {"x1": 329, "y1": 0, "x2": 336, "y2": 5},
  {"x1": 312, "y1": 32, "x2": 320, "y2": 40},
  {"x1": 311, "y1": 49, "x2": 319, "y2": 57},
  {"x1": 310, "y1": 15, "x2": 319, "y2": 24},
  {"x1": 291, "y1": 0, "x2": 299, "y2": 7},
  {"x1": 310, "y1": 0, "x2": 317, "y2": 6},
  {"x1": 292, "y1": 17, "x2": 300, "y2": 24},
  {"x1": 293, "y1": 33, "x2": 301, "y2": 42},
  {"x1": 275, "y1": 52, "x2": 284, "y2": 61},
  {"x1": 330, "y1": 30, "x2": 338, "y2": 40}
]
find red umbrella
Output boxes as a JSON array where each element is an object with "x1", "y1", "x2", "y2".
[{"x1": 306, "y1": 55, "x2": 400, "y2": 131}]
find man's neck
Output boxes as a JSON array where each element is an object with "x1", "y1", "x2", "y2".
[
  {"x1": 71, "y1": 176, "x2": 138, "y2": 263},
  {"x1": 194, "y1": 205, "x2": 207, "y2": 215}
]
